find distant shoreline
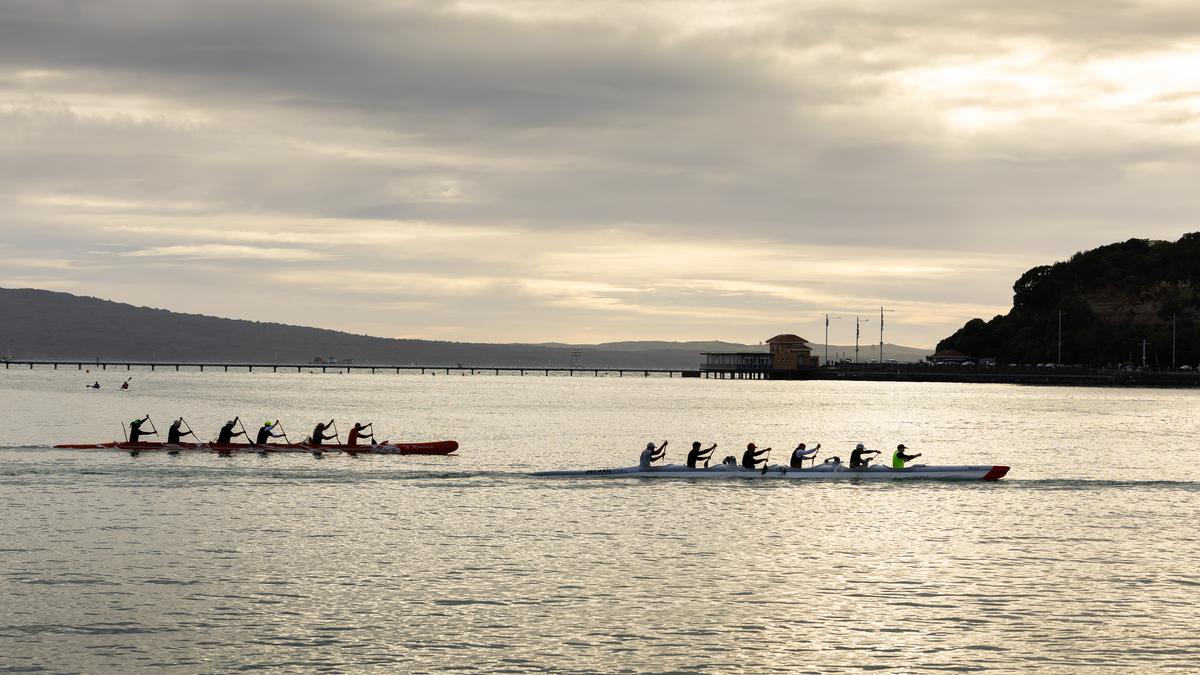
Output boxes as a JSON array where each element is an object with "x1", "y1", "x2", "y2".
[
  {"x1": 5, "y1": 358, "x2": 1200, "y2": 388},
  {"x1": 705, "y1": 362, "x2": 1200, "y2": 387}
]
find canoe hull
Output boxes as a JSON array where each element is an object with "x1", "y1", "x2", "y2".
[
  {"x1": 53, "y1": 440, "x2": 459, "y2": 455},
  {"x1": 534, "y1": 463, "x2": 1009, "y2": 481}
]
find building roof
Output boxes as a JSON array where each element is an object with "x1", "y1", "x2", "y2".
[{"x1": 767, "y1": 334, "x2": 810, "y2": 344}]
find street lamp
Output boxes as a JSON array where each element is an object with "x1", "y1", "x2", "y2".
[
  {"x1": 879, "y1": 307, "x2": 895, "y2": 363},
  {"x1": 1057, "y1": 308, "x2": 1064, "y2": 365},
  {"x1": 856, "y1": 316, "x2": 871, "y2": 364},
  {"x1": 1172, "y1": 314, "x2": 1177, "y2": 369},
  {"x1": 824, "y1": 314, "x2": 842, "y2": 366}
]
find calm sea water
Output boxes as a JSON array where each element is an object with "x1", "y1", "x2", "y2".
[{"x1": 1, "y1": 369, "x2": 1198, "y2": 672}]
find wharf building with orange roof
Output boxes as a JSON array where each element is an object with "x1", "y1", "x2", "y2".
[{"x1": 701, "y1": 334, "x2": 819, "y2": 379}]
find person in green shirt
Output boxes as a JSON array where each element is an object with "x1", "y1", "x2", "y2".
[
  {"x1": 891, "y1": 444, "x2": 921, "y2": 469},
  {"x1": 127, "y1": 416, "x2": 151, "y2": 443}
]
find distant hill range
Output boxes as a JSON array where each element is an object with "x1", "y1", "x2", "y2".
[
  {"x1": 0, "y1": 287, "x2": 929, "y2": 368},
  {"x1": 938, "y1": 233, "x2": 1200, "y2": 366}
]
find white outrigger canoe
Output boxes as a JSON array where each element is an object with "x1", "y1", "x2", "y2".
[{"x1": 534, "y1": 462, "x2": 1010, "y2": 481}]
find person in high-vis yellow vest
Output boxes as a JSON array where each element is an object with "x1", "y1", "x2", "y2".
[{"x1": 891, "y1": 444, "x2": 921, "y2": 469}]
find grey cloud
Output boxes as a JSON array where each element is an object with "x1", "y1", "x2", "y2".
[
  {"x1": 3, "y1": 0, "x2": 1199, "y2": 344},
  {"x1": 0, "y1": 1, "x2": 773, "y2": 129}
]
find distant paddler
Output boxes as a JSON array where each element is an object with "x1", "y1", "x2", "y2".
[
  {"x1": 217, "y1": 417, "x2": 246, "y2": 444},
  {"x1": 686, "y1": 441, "x2": 717, "y2": 469},
  {"x1": 891, "y1": 444, "x2": 922, "y2": 469},
  {"x1": 127, "y1": 415, "x2": 153, "y2": 443},
  {"x1": 741, "y1": 442, "x2": 770, "y2": 470},
  {"x1": 309, "y1": 419, "x2": 336, "y2": 446},
  {"x1": 790, "y1": 442, "x2": 821, "y2": 468},
  {"x1": 849, "y1": 443, "x2": 880, "y2": 469},
  {"x1": 639, "y1": 440, "x2": 667, "y2": 468},
  {"x1": 256, "y1": 420, "x2": 285, "y2": 445},
  {"x1": 167, "y1": 418, "x2": 196, "y2": 444},
  {"x1": 89, "y1": 381, "x2": 101, "y2": 390},
  {"x1": 347, "y1": 422, "x2": 374, "y2": 447}
]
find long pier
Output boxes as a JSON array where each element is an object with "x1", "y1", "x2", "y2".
[
  {"x1": 1, "y1": 359, "x2": 696, "y2": 378},
  {"x1": 8, "y1": 359, "x2": 1200, "y2": 387}
]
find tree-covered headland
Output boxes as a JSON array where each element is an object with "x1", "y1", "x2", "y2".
[{"x1": 938, "y1": 233, "x2": 1200, "y2": 367}]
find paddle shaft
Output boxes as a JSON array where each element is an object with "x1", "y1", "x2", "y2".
[
  {"x1": 276, "y1": 421, "x2": 292, "y2": 444},
  {"x1": 237, "y1": 418, "x2": 254, "y2": 446}
]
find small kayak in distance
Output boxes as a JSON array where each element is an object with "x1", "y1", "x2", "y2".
[
  {"x1": 533, "y1": 462, "x2": 1010, "y2": 481},
  {"x1": 53, "y1": 440, "x2": 459, "y2": 455}
]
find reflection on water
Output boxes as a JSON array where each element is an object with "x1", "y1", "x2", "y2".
[{"x1": 1, "y1": 371, "x2": 1198, "y2": 671}]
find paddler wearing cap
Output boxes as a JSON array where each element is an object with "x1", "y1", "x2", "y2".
[
  {"x1": 167, "y1": 418, "x2": 195, "y2": 444},
  {"x1": 127, "y1": 415, "x2": 151, "y2": 443},
  {"x1": 217, "y1": 417, "x2": 245, "y2": 444},
  {"x1": 256, "y1": 420, "x2": 285, "y2": 445},
  {"x1": 849, "y1": 443, "x2": 879, "y2": 469},
  {"x1": 891, "y1": 443, "x2": 921, "y2": 469},
  {"x1": 741, "y1": 442, "x2": 770, "y2": 470},
  {"x1": 790, "y1": 442, "x2": 820, "y2": 468},
  {"x1": 310, "y1": 419, "x2": 336, "y2": 446},
  {"x1": 639, "y1": 440, "x2": 667, "y2": 468}
]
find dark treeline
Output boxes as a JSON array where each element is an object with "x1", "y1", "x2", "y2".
[{"x1": 938, "y1": 233, "x2": 1200, "y2": 367}]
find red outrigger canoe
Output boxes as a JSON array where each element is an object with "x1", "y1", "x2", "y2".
[{"x1": 53, "y1": 440, "x2": 458, "y2": 455}]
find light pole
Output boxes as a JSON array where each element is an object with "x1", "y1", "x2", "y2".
[
  {"x1": 824, "y1": 314, "x2": 842, "y2": 366},
  {"x1": 855, "y1": 316, "x2": 871, "y2": 364},
  {"x1": 879, "y1": 306, "x2": 895, "y2": 363},
  {"x1": 1172, "y1": 314, "x2": 1177, "y2": 369},
  {"x1": 1057, "y1": 308, "x2": 1064, "y2": 365}
]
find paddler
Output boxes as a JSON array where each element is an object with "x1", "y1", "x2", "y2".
[
  {"x1": 217, "y1": 418, "x2": 245, "y2": 444},
  {"x1": 790, "y1": 442, "x2": 821, "y2": 468},
  {"x1": 686, "y1": 441, "x2": 717, "y2": 469},
  {"x1": 90, "y1": 381, "x2": 101, "y2": 389},
  {"x1": 127, "y1": 415, "x2": 151, "y2": 443},
  {"x1": 639, "y1": 440, "x2": 667, "y2": 468},
  {"x1": 741, "y1": 442, "x2": 770, "y2": 470},
  {"x1": 167, "y1": 418, "x2": 195, "y2": 444},
  {"x1": 849, "y1": 443, "x2": 879, "y2": 469},
  {"x1": 310, "y1": 419, "x2": 336, "y2": 446},
  {"x1": 256, "y1": 420, "x2": 285, "y2": 445},
  {"x1": 347, "y1": 422, "x2": 374, "y2": 447},
  {"x1": 891, "y1": 443, "x2": 922, "y2": 469}
]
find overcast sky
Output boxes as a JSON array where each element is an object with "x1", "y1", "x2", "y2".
[{"x1": 2, "y1": 1, "x2": 1198, "y2": 347}]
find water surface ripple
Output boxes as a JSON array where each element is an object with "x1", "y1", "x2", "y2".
[{"x1": 2, "y1": 371, "x2": 1198, "y2": 672}]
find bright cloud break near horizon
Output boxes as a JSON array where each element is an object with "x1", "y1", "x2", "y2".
[{"x1": 3, "y1": 1, "x2": 1199, "y2": 348}]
